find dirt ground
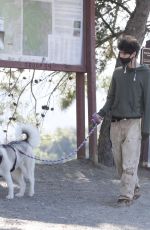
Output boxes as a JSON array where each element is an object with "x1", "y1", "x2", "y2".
[{"x1": 0, "y1": 159, "x2": 150, "y2": 230}]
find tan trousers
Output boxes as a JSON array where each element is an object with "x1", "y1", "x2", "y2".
[{"x1": 110, "y1": 119, "x2": 141, "y2": 200}]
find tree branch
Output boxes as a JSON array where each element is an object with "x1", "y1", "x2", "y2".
[
  {"x1": 96, "y1": 31, "x2": 123, "y2": 47},
  {"x1": 104, "y1": 0, "x2": 132, "y2": 15}
]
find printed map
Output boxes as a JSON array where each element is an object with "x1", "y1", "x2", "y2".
[
  {"x1": 0, "y1": 0, "x2": 83, "y2": 66},
  {"x1": 0, "y1": 0, "x2": 52, "y2": 57}
]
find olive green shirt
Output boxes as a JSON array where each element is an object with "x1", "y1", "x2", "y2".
[{"x1": 98, "y1": 65, "x2": 150, "y2": 134}]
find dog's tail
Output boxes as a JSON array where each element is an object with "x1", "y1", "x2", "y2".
[{"x1": 15, "y1": 124, "x2": 40, "y2": 147}]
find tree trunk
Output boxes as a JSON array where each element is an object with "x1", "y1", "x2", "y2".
[
  {"x1": 124, "y1": 0, "x2": 150, "y2": 45},
  {"x1": 97, "y1": 0, "x2": 150, "y2": 166},
  {"x1": 98, "y1": 112, "x2": 114, "y2": 166}
]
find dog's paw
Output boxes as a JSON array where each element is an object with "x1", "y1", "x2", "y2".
[
  {"x1": 28, "y1": 192, "x2": 34, "y2": 197},
  {"x1": 15, "y1": 192, "x2": 24, "y2": 197},
  {"x1": 6, "y1": 194, "x2": 14, "y2": 199}
]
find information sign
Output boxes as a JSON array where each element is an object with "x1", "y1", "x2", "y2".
[{"x1": 0, "y1": 0, "x2": 84, "y2": 70}]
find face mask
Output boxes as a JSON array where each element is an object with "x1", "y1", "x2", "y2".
[{"x1": 119, "y1": 57, "x2": 131, "y2": 66}]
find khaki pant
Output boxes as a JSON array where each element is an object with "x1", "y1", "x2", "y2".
[{"x1": 110, "y1": 119, "x2": 141, "y2": 199}]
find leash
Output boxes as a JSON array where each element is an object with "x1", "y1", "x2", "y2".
[{"x1": 18, "y1": 124, "x2": 98, "y2": 165}]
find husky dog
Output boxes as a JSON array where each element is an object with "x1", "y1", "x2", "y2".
[{"x1": 0, "y1": 124, "x2": 40, "y2": 199}]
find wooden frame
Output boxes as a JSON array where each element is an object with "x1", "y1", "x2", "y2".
[{"x1": 0, "y1": 60, "x2": 86, "y2": 72}]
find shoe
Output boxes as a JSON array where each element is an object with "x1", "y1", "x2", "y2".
[{"x1": 133, "y1": 187, "x2": 141, "y2": 200}]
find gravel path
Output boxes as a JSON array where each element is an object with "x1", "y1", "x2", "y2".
[{"x1": 0, "y1": 159, "x2": 150, "y2": 230}]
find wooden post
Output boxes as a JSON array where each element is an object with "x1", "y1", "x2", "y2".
[
  {"x1": 76, "y1": 73, "x2": 85, "y2": 159},
  {"x1": 86, "y1": 0, "x2": 97, "y2": 163}
]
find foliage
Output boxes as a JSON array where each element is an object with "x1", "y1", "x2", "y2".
[
  {"x1": 98, "y1": 74, "x2": 111, "y2": 92},
  {"x1": 95, "y1": 0, "x2": 132, "y2": 72},
  {"x1": 95, "y1": 0, "x2": 150, "y2": 72},
  {"x1": 35, "y1": 128, "x2": 77, "y2": 162},
  {"x1": 0, "y1": 69, "x2": 76, "y2": 135}
]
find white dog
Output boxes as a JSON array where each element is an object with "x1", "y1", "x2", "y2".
[{"x1": 0, "y1": 124, "x2": 40, "y2": 199}]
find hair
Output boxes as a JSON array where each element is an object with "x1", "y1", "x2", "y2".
[{"x1": 117, "y1": 35, "x2": 140, "y2": 56}]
